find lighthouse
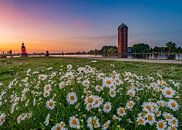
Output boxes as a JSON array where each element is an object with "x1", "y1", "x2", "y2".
[{"x1": 21, "y1": 43, "x2": 28, "y2": 57}]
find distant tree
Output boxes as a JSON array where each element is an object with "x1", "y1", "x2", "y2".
[
  {"x1": 101, "y1": 46, "x2": 117, "y2": 56},
  {"x1": 166, "y1": 41, "x2": 177, "y2": 53},
  {"x1": 177, "y1": 47, "x2": 182, "y2": 53},
  {"x1": 131, "y1": 43, "x2": 150, "y2": 53}
]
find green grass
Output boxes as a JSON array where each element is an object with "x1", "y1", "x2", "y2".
[
  {"x1": 0, "y1": 57, "x2": 181, "y2": 129},
  {"x1": 1, "y1": 57, "x2": 182, "y2": 84}
]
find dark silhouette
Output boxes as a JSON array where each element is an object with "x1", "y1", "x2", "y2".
[{"x1": 21, "y1": 43, "x2": 28, "y2": 57}]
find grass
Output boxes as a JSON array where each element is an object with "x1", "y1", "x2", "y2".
[
  {"x1": 0, "y1": 57, "x2": 181, "y2": 129},
  {"x1": 1, "y1": 57, "x2": 182, "y2": 84}
]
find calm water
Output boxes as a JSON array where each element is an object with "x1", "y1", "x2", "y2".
[{"x1": 4, "y1": 54, "x2": 182, "y2": 60}]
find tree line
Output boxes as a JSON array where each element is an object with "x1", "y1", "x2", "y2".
[{"x1": 89, "y1": 41, "x2": 182, "y2": 57}]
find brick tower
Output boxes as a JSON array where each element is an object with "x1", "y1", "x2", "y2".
[{"x1": 118, "y1": 23, "x2": 128, "y2": 58}]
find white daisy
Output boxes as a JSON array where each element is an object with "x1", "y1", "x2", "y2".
[
  {"x1": 103, "y1": 77, "x2": 114, "y2": 88},
  {"x1": 114, "y1": 78, "x2": 123, "y2": 86},
  {"x1": 126, "y1": 100, "x2": 135, "y2": 110},
  {"x1": 44, "y1": 84, "x2": 52, "y2": 92},
  {"x1": 66, "y1": 92, "x2": 78, "y2": 105},
  {"x1": 59, "y1": 82, "x2": 65, "y2": 89},
  {"x1": 82, "y1": 79, "x2": 90, "y2": 87},
  {"x1": 0, "y1": 113, "x2": 5, "y2": 126},
  {"x1": 46, "y1": 99, "x2": 56, "y2": 110},
  {"x1": 38, "y1": 74, "x2": 48, "y2": 81},
  {"x1": 117, "y1": 107, "x2": 126, "y2": 117},
  {"x1": 43, "y1": 91, "x2": 50, "y2": 97},
  {"x1": 169, "y1": 117, "x2": 178, "y2": 127},
  {"x1": 162, "y1": 87, "x2": 175, "y2": 98},
  {"x1": 87, "y1": 116, "x2": 100, "y2": 129},
  {"x1": 103, "y1": 102, "x2": 112, "y2": 113},
  {"x1": 102, "y1": 120, "x2": 111, "y2": 130},
  {"x1": 136, "y1": 116, "x2": 146, "y2": 125},
  {"x1": 127, "y1": 89, "x2": 136, "y2": 97},
  {"x1": 109, "y1": 89, "x2": 116, "y2": 98},
  {"x1": 145, "y1": 113, "x2": 156, "y2": 125},
  {"x1": 163, "y1": 112, "x2": 174, "y2": 121},
  {"x1": 44, "y1": 114, "x2": 50, "y2": 126},
  {"x1": 95, "y1": 85, "x2": 103, "y2": 92},
  {"x1": 156, "y1": 120, "x2": 166, "y2": 130},
  {"x1": 69, "y1": 116, "x2": 80, "y2": 129},
  {"x1": 67, "y1": 64, "x2": 73, "y2": 70},
  {"x1": 168, "y1": 100, "x2": 179, "y2": 111}
]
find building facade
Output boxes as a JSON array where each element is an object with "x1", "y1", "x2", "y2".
[{"x1": 118, "y1": 23, "x2": 128, "y2": 58}]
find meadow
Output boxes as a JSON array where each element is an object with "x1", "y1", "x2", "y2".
[{"x1": 0, "y1": 57, "x2": 181, "y2": 130}]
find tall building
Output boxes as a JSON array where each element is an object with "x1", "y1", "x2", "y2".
[{"x1": 118, "y1": 23, "x2": 128, "y2": 58}]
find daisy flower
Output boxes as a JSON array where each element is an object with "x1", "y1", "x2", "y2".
[
  {"x1": 82, "y1": 79, "x2": 90, "y2": 87},
  {"x1": 126, "y1": 100, "x2": 135, "y2": 110},
  {"x1": 142, "y1": 102, "x2": 153, "y2": 112},
  {"x1": 67, "y1": 64, "x2": 72, "y2": 70},
  {"x1": 102, "y1": 120, "x2": 111, "y2": 130},
  {"x1": 43, "y1": 91, "x2": 50, "y2": 97},
  {"x1": 156, "y1": 120, "x2": 166, "y2": 130},
  {"x1": 114, "y1": 78, "x2": 123, "y2": 86},
  {"x1": 109, "y1": 89, "x2": 116, "y2": 98},
  {"x1": 44, "y1": 84, "x2": 52, "y2": 92},
  {"x1": 145, "y1": 113, "x2": 156, "y2": 125},
  {"x1": 38, "y1": 74, "x2": 48, "y2": 81},
  {"x1": 169, "y1": 117, "x2": 178, "y2": 127},
  {"x1": 103, "y1": 102, "x2": 112, "y2": 113},
  {"x1": 46, "y1": 99, "x2": 56, "y2": 110},
  {"x1": 87, "y1": 116, "x2": 100, "y2": 129},
  {"x1": 51, "y1": 121, "x2": 67, "y2": 130},
  {"x1": 117, "y1": 107, "x2": 126, "y2": 117},
  {"x1": 69, "y1": 116, "x2": 80, "y2": 129},
  {"x1": 95, "y1": 85, "x2": 103, "y2": 92},
  {"x1": 103, "y1": 77, "x2": 114, "y2": 88},
  {"x1": 168, "y1": 100, "x2": 179, "y2": 111},
  {"x1": 44, "y1": 114, "x2": 50, "y2": 126},
  {"x1": 162, "y1": 87, "x2": 175, "y2": 98},
  {"x1": 136, "y1": 116, "x2": 146, "y2": 125},
  {"x1": 127, "y1": 89, "x2": 136, "y2": 97},
  {"x1": 85, "y1": 95, "x2": 95, "y2": 105},
  {"x1": 0, "y1": 113, "x2": 6, "y2": 126},
  {"x1": 163, "y1": 112, "x2": 174, "y2": 121},
  {"x1": 59, "y1": 82, "x2": 65, "y2": 89},
  {"x1": 66, "y1": 92, "x2": 78, "y2": 105}
]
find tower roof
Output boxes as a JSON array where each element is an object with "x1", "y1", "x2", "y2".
[{"x1": 118, "y1": 23, "x2": 128, "y2": 29}]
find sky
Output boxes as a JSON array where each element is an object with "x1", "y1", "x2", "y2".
[{"x1": 0, "y1": 0, "x2": 182, "y2": 53}]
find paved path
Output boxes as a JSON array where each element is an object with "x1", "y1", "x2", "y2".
[{"x1": 89, "y1": 57, "x2": 182, "y2": 64}]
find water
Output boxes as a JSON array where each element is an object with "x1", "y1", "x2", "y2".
[{"x1": 4, "y1": 54, "x2": 182, "y2": 60}]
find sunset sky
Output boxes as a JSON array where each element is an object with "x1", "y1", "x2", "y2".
[{"x1": 0, "y1": 0, "x2": 182, "y2": 53}]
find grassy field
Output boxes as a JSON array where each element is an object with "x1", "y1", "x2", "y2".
[
  {"x1": 1, "y1": 57, "x2": 182, "y2": 84},
  {"x1": 0, "y1": 57, "x2": 181, "y2": 129}
]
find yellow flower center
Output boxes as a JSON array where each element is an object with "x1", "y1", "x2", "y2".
[
  {"x1": 70, "y1": 96, "x2": 75, "y2": 100},
  {"x1": 171, "y1": 102, "x2": 176, "y2": 107},
  {"x1": 128, "y1": 102, "x2": 133, "y2": 107},
  {"x1": 138, "y1": 119, "x2": 144, "y2": 124},
  {"x1": 158, "y1": 122, "x2": 164, "y2": 128},
  {"x1": 87, "y1": 97, "x2": 93, "y2": 103},
  {"x1": 71, "y1": 119, "x2": 77, "y2": 125},
  {"x1": 119, "y1": 108, "x2": 125, "y2": 114},
  {"x1": 48, "y1": 102, "x2": 53, "y2": 107},
  {"x1": 166, "y1": 90, "x2": 171, "y2": 95},
  {"x1": 105, "y1": 105, "x2": 110, "y2": 110},
  {"x1": 147, "y1": 115, "x2": 153, "y2": 121},
  {"x1": 106, "y1": 80, "x2": 111, "y2": 85}
]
